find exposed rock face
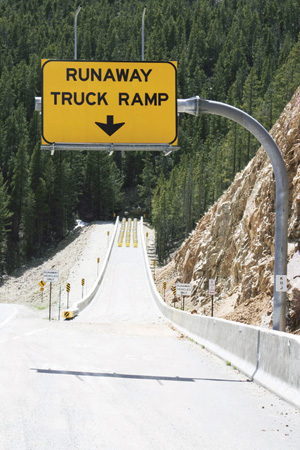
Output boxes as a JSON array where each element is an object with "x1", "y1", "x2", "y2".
[{"x1": 157, "y1": 87, "x2": 300, "y2": 332}]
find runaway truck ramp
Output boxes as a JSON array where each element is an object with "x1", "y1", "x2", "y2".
[{"x1": 75, "y1": 218, "x2": 162, "y2": 324}]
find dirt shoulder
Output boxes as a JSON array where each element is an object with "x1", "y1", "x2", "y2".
[{"x1": 0, "y1": 221, "x2": 115, "y2": 319}]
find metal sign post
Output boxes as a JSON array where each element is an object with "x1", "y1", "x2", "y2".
[
  {"x1": 209, "y1": 279, "x2": 216, "y2": 317},
  {"x1": 178, "y1": 97, "x2": 288, "y2": 332},
  {"x1": 74, "y1": 6, "x2": 81, "y2": 60},
  {"x1": 49, "y1": 282, "x2": 52, "y2": 321},
  {"x1": 43, "y1": 270, "x2": 59, "y2": 322},
  {"x1": 141, "y1": 6, "x2": 146, "y2": 61},
  {"x1": 163, "y1": 281, "x2": 166, "y2": 300},
  {"x1": 58, "y1": 286, "x2": 62, "y2": 321}
]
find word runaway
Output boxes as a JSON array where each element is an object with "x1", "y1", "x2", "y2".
[
  {"x1": 66, "y1": 67, "x2": 153, "y2": 83},
  {"x1": 50, "y1": 91, "x2": 169, "y2": 106}
]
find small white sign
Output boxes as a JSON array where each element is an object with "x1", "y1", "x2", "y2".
[
  {"x1": 43, "y1": 270, "x2": 59, "y2": 283},
  {"x1": 176, "y1": 283, "x2": 192, "y2": 296},
  {"x1": 209, "y1": 279, "x2": 216, "y2": 295},
  {"x1": 276, "y1": 275, "x2": 287, "y2": 292}
]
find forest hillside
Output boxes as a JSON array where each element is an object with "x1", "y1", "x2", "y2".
[{"x1": 0, "y1": 0, "x2": 300, "y2": 276}]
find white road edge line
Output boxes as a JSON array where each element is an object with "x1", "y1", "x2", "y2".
[
  {"x1": 24, "y1": 327, "x2": 49, "y2": 336},
  {"x1": 0, "y1": 305, "x2": 18, "y2": 329}
]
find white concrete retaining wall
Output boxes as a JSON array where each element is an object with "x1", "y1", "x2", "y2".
[{"x1": 141, "y1": 218, "x2": 300, "y2": 410}]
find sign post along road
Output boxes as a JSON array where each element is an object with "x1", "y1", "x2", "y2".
[
  {"x1": 42, "y1": 60, "x2": 177, "y2": 145},
  {"x1": 43, "y1": 270, "x2": 59, "y2": 322}
]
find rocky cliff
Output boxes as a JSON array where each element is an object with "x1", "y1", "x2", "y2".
[{"x1": 156, "y1": 87, "x2": 300, "y2": 333}]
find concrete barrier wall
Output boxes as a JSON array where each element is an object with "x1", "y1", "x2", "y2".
[
  {"x1": 255, "y1": 330, "x2": 300, "y2": 409},
  {"x1": 74, "y1": 217, "x2": 119, "y2": 312},
  {"x1": 141, "y1": 218, "x2": 300, "y2": 410}
]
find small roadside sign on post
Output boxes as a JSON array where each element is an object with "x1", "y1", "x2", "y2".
[
  {"x1": 81, "y1": 278, "x2": 85, "y2": 298},
  {"x1": 176, "y1": 283, "x2": 192, "y2": 296},
  {"x1": 172, "y1": 286, "x2": 177, "y2": 307},
  {"x1": 43, "y1": 270, "x2": 59, "y2": 321},
  {"x1": 39, "y1": 281, "x2": 45, "y2": 304},
  {"x1": 209, "y1": 279, "x2": 216, "y2": 317},
  {"x1": 209, "y1": 279, "x2": 215, "y2": 295},
  {"x1": 39, "y1": 280, "x2": 46, "y2": 296},
  {"x1": 275, "y1": 275, "x2": 287, "y2": 292},
  {"x1": 66, "y1": 283, "x2": 71, "y2": 308},
  {"x1": 43, "y1": 270, "x2": 59, "y2": 283},
  {"x1": 176, "y1": 283, "x2": 192, "y2": 311}
]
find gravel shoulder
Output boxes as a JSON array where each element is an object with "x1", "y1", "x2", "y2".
[{"x1": 0, "y1": 221, "x2": 115, "y2": 319}]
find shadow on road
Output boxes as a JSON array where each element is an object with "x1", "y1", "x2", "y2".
[{"x1": 31, "y1": 368, "x2": 250, "y2": 383}]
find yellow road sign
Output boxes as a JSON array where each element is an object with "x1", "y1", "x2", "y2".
[
  {"x1": 63, "y1": 309, "x2": 79, "y2": 320},
  {"x1": 41, "y1": 60, "x2": 177, "y2": 145},
  {"x1": 39, "y1": 280, "x2": 46, "y2": 287}
]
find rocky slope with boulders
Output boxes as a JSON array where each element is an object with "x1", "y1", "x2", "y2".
[{"x1": 156, "y1": 87, "x2": 300, "y2": 334}]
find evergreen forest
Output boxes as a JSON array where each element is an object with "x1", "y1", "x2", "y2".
[{"x1": 0, "y1": 0, "x2": 300, "y2": 273}]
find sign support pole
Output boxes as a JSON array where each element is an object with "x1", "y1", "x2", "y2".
[
  {"x1": 142, "y1": 6, "x2": 146, "y2": 61},
  {"x1": 211, "y1": 295, "x2": 214, "y2": 317},
  {"x1": 58, "y1": 286, "x2": 61, "y2": 321},
  {"x1": 178, "y1": 97, "x2": 288, "y2": 332},
  {"x1": 74, "y1": 6, "x2": 81, "y2": 60},
  {"x1": 49, "y1": 282, "x2": 52, "y2": 322}
]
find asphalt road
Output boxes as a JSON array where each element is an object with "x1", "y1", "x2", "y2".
[{"x1": 0, "y1": 222, "x2": 299, "y2": 449}]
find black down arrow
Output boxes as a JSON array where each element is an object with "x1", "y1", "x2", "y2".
[{"x1": 95, "y1": 115, "x2": 125, "y2": 136}]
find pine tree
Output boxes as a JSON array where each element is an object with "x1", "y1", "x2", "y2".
[
  {"x1": 138, "y1": 154, "x2": 156, "y2": 214},
  {"x1": 0, "y1": 173, "x2": 12, "y2": 274}
]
